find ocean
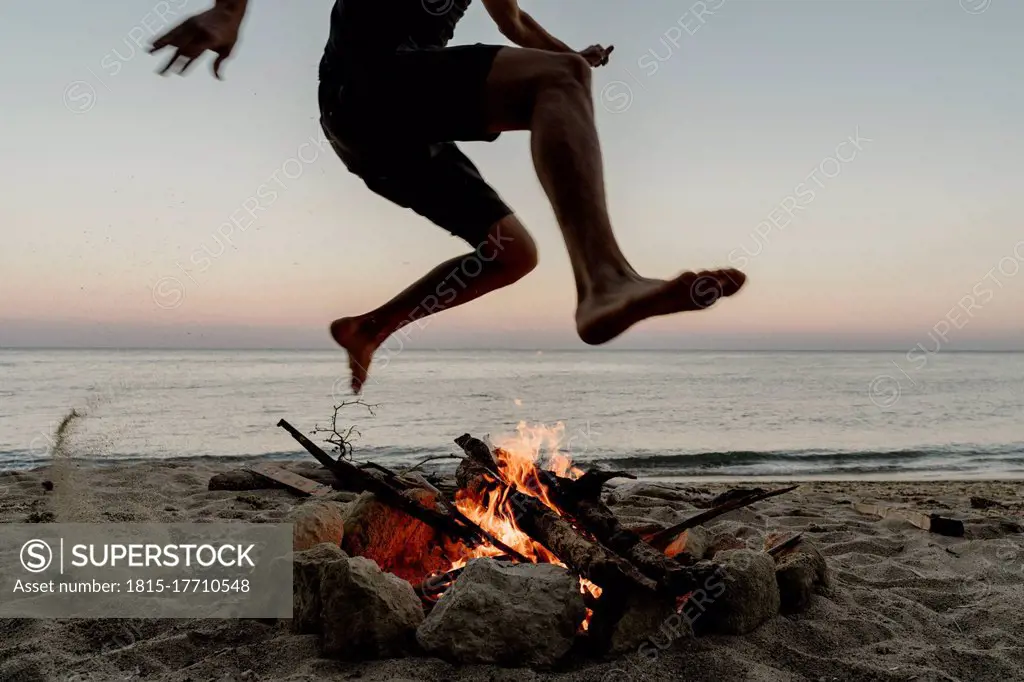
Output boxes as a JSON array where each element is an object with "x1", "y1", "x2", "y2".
[{"x1": 2, "y1": 349, "x2": 1022, "y2": 480}]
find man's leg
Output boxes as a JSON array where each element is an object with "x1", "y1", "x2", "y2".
[
  {"x1": 332, "y1": 214, "x2": 537, "y2": 393},
  {"x1": 318, "y1": 76, "x2": 535, "y2": 395},
  {"x1": 483, "y1": 48, "x2": 747, "y2": 345}
]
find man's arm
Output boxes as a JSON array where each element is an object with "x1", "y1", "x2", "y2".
[
  {"x1": 480, "y1": 0, "x2": 612, "y2": 66},
  {"x1": 480, "y1": 0, "x2": 572, "y2": 52},
  {"x1": 149, "y1": 0, "x2": 250, "y2": 77}
]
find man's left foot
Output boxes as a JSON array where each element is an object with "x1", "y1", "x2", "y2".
[
  {"x1": 330, "y1": 316, "x2": 378, "y2": 394},
  {"x1": 576, "y1": 268, "x2": 747, "y2": 345}
]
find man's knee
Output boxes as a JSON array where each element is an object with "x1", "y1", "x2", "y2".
[
  {"x1": 542, "y1": 53, "x2": 592, "y2": 94},
  {"x1": 486, "y1": 48, "x2": 592, "y2": 129},
  {"x1": 486, "y1": 215, "x2": 538, "y2": 281},
  {"x1": 562, "y1": 53, "x2": 593, "y2": 89}
]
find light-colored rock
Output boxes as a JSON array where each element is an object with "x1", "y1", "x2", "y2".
[
  {"x1": 288, "y1": 501, "x2": 345, "y2": 551},
  {"x1": 342, "y1": 491, "x2": 450, "y2": 583},
  {"x1": 417, "y1": 558, "x2": 585, "y2": 668},
  {"x1": 705, "y1": 531, "x2": 747, "y2": 559},
  {"x1": 765, "y1": 535, "x2": 830, "y2": 613},
  {"x1": 320, "y1": 556, "x2": 424, "y2": 659},
  {"x1": 292, "y1": 543, "x2": 347, "y2": 634},
  {"x1": 324, "y1": 490, "x2": 360, "y2": 504},
  {"x1": 694, "y1": 549, "x2": 780, "y2": 635}
]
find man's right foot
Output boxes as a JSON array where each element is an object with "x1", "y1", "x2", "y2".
[
  {"x1": 575, "y1": 268, "x2": 747, "y2": 345},
  {"x1": 330, "y1": 316, "x2": 378, "y2": 394}
]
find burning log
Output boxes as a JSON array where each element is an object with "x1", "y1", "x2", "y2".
[
  {"x1": 543, "y1": 469, "x2": 719, "y2": 592},
  {"x1": 519, "y1": 468, "x2": 722, "y2": 651},
  {"x1": 455, "y1": 434, "x2": 657, "y2": 594}
]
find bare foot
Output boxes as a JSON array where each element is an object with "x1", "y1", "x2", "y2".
[
  {"x1": 575, "y1": 268, "x2": 747, "y2": 345},
  {"x1": 330, "y1": 316, "x2": 378, "y2": 394}
]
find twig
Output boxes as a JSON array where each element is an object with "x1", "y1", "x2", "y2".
[
  {"x1": 359, "y1": 461, "x2": 401, "y2": 480},
  {"x1": 310, "y1": 399, "x2": 379, "y2": 461}
]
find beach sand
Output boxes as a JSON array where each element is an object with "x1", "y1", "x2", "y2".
[{"x1": 1, "y1": 458, "x2": 1022, "y2": 682}]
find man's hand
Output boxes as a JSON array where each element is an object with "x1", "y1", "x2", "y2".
[
  {"x1": 148, "y1": 5, "x2": 245, "y2": 79},
  {"x1": 579, "y1": 44, "x2": 614, "y2": 68}
]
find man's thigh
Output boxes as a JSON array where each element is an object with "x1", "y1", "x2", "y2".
[
  {"x1": 482, "y1": 46, "x2": 591, "y2": 133},
  {"x1": 353, "y1": 143, "x2": 513, "y2": 248}
]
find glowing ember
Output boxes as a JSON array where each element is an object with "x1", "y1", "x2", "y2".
[
  {"x1": 663, "y1": 530, "x2": 689, "y2": 559},
  {"x1": 449, "y1": 422, "x2": 600, "y2": 627}
]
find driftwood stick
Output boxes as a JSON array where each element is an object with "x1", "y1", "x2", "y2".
[
  {"x1": 646, "y1": 484, "x2": 800, "y2": 551},
  {"x1": 279, "y1": 419, "x2": 509, "y2": 555},
  {"x1": 539, "y1": 470, "x2": 717, "y2": 590},
  {"x1": 455, "y1": 434, "x2": 658, "y2": 593},
  {"x1": 244, "y1": 463, "x2": 333, "y2": 497},
  {"x1": 455, "y1": 434, "x2": 502, "y2": 481},
  {"x1": 564, "y1": 469, "x2": 636, "y2": 501}
]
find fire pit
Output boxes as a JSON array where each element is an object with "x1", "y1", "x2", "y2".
[{"x1": 274, "y1": 418, "x2": 816, "y2": 667}]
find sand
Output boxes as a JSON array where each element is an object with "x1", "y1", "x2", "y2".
[{"x1": 1, "y1": 458, "x2": 1022, "y2": 682}]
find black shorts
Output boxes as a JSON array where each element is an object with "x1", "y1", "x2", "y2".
[{"x1": 318, "y1": 44, "x2": 513, "y2": 247}]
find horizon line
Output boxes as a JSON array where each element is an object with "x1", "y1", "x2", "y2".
[{"x1": 3, "y1": 346, "x2": 1024, "y2": 353}]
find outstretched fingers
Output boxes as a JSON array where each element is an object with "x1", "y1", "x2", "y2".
[
  {"x1": 149, "y1": 18, "x2": 218, "y2": 76},
  {"x1": 212, "y1": 52, "x2": 229, "y2": 79},
  {"x1": 148, "y1": 23, "x2": 187, "y2": 54}
]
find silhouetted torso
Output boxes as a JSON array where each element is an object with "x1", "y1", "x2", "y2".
[{"x1": 320, "y1": 0, "x2": 473, "y2": 81}]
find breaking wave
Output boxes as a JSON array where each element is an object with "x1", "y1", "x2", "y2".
[{"x1": 582, "y1": 443, "x2": 1024, "y2": 478}]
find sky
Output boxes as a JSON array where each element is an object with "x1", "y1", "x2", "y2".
[{"x1": 1, "y1": 0, "x2": 1022, "y2": 350}]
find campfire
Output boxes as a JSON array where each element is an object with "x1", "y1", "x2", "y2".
[
  {"x1": 274, "y1": 418, "x2": 793, "y2": 651},
  {"x1": 423, "y1": 424, "x2": 604, "y2": 627},
  {"x1": 252, "y1": 415, "x2": 815, "y2": 667}
]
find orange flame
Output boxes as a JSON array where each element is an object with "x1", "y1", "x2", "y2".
[
  {"x1": 663, "y1": 530, "x2": 689, "y2": 559},
  {"x1": 449, "y1": 422, "x2": 601, "y2": 627}
]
